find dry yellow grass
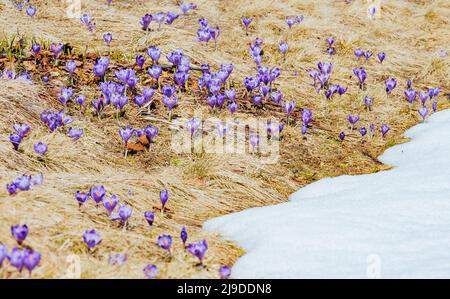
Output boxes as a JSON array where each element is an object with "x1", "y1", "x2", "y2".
[{"x1": 0, "y1": 0, "x2": 449, "y2": 278}]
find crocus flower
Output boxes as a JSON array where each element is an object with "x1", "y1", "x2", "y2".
[
  {"x1": 144, "y1": 125, "x2": 159, "y2": 143},
  {"x1": 302, "y1": 109, "x2": 313, "y2": 126},
  {"x1": 270, "y1": 91, "x2": 283, "y2": 104},
  {"x1": 364, "y1": 96, "x2": 374, "y2": 109},
  {"x1": 0, "y1": 245, "x2": 7, "y2": 268},
  {"x1": 103, "y1": 33, "x2": 112, "y2": 45},
  {"x1": 108, "y1": 253, "x2": 128, "y2": 266},
  {"x1": 339, "y1": 132, "x2": 345, "y2": 141},
  {"x1": 147, "y1": 47, "x2": 161, "y2": 63},
  {"x1": 154, "y1": 12, "x2": 165, "y2": 30},
  {"x1": 419, "y1": 91, "x2": 429, "y2": 106},
  {"x1": 66, "y1": 60, "x2": 77, "y2": 76},
  {"x1": 368, "y1": 6, "x2": 377, "y2": 17},
  {"x1": 354, "y1": 48, "x2": 364, "y2": 59},
  {"x1": 219, "y1": 266, "x2": 231, "y2": 279},
  {"x1": 23, "y1": 249, "x2": 41, "y2": 275},
  {"x1": 68, "y1": 127, "x2": 84, "y2": 140},
  {"x1": 279, "y1": 42, "x2": 288, "y2": 61},
  {"x1": 432, "y1": 102, "x2": 437, "y2": 112},
  {"x1": 181, "y1": 2, "x2": 197, "y2": 15},
  {"x1": 7, "y1": 248, "x2": 25, "y2": 272},
  {"x1": 58, "y1": 86, "x2": 74, "y2": 106},
  {"x1": 353, "y1": 67, "x2": 367, "y2": 88},
  {"x1": 26, "y1": 6, "x2": 37, "y2": 17},
  {"x1": 9, "y1": 134, "x2": 22, "y2": 150},
  {"x1": 363, "y1": 50, "x2": 373, "y2": 60},
  {"x1": 112, "y1": 204, "x2": 133, "y2": 223},
  {"x1": 359, "y1": 127, "x2": 367, "y2": 137},
  {"x1": 187, "y1": 240, "x2": 208, "y2": 264},
  {"x1": 75, "y1": 191, "x2": 89, "y2": 207},
  {"x1": 181, "y1": 226, "x2": 188, "y2": 246},
  {"x1": 378, "y1": 52, "x2": 386, "y2": 63},
  {"x1": 419, "y1": 106, "x2": 429, "y2": 122},
  {"x1": 148, "y1": 65, "x2": 162, "y2": 81},
  {"x1": 281, "y1": 100, "x2": 296, "y2": 119},
  {"x1": 166, "y1": 11, "x2": 180, "y2": 25},
  {"x1": 144, "y1": 211, "x2": 155, "y2": 227},
  {"x1": 140, "y1": 13, "x2": 153, "y2": 31},
  {"x1": 249, "y1": 133, "x2": 260, "y2": 151},
  {"x1": 11, "y1": 224, "x2": 28, "y2": 245},
  {"x1": 7, "y1": 184, "x2": 17, "y2": 195},
  {"x1": 119, "y1": 126, "x2": 134, "y2": 147},
  {"x1": 157, "y1": 235, "x2": 172, "y2": 253},
  {"x1": 347, "y1": 115, "x2": 360, "y2": 128},
  {"x1": 385, "y1": 78, "x2": 397, "y2": 94},
  {"x1": 80, "y1": 13, "x2": 95, "y2": 32},
  {"x1": 381, "y1": 124, "x2": 390, "y2": 138},
  {"x1": 241, "y1": 17, "x2": 253, "y2": 35},
  {"x1": 83, "y1": 229, "x2": 102, "y2": 249},
  {"x1": 143, "y1": 264, "x2": 159, "y2": 278},
  {"x1": 228, "y1": 101, "x2": 238, "y2": 114},
  {"x1": 160, "y1": 189, "x2": 169, "y2": 210},
  {"x1": 31, "y1": 44, "x2": 41, "y2": 56},
  {"x1": 163, "y1": 96, "x2": 178, "y2": 111},
  {"x1": 14, "y1": 175, "x2": 31, "y2": 191},
  {"x1": 102, "y1": 195, "x2": 119, "y2": 215},
  {"x1": 90, "y1": 185, "x2": 106, "y2": 204},
  {"x1": 135, "y1": 55, "x2": 146, "y2": 69},
  {"x1": 33, "y1": 142, "x2": 48, "y2": 155},
  {"x1": 404, "y1": 89, "x2": 417, "y2": 106}
]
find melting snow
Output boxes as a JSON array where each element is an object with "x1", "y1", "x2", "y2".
[{"x1": 205, "y1": 110, "x2": 450, "y2": 278}]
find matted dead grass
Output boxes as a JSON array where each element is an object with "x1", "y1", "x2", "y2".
[{"x1": 0, "y1": 0, "x2": 449, "y2": 278}]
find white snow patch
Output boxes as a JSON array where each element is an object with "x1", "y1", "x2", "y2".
[{"x1": 204, "y1": 110, "x2": 450, "y2": 278}]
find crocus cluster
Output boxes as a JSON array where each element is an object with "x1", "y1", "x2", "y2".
[
  {"x1": 6, "y1": 174, "x2": 43, "y2": 195},
  {"x1": 40, "y1": 110, "x2": 73, "y2": 132},
  {"x1": 0, "y1": 69, "x2": 32, "y2": 82},
  {"x1": 197, "y1": 18, "x2": 220, "y2": 47},
  {"x1": 80, "y1": 13, "x2": 95, "y2": 32},
  {"x1": 180, "y1": 2, "x2": 197, "y2": 15},
  {"x1": 286, "y1": 15, "x2": 304, "y2": 29}
]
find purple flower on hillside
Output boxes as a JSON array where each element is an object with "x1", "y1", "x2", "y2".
[
  {"x1": 144, "y1": 125, "x2": 159, "y2": 143},
  {"x1": 339, "y1": 132, "x2": 345, "y2": 141},
  {"x1": 249, "y1": 133, "x2": 260, "y2": 151},
  {"x1": 75, "y1": 95, "x2": 87, "y2": 108},
  {"x1": 136, "y1": 55, "x2": 146, "y2": 69},
  {"x1": 181, "y1": 226, "x2": 188, "y2": 245},
  {"x1": 241, "y1": 17, "x2": 253, "y2": 35},
  {"x1": 11, "y1": 224, "x2": 28, "y2": 245},
  {"x1": 26, "y1": 6, "x2": 37, "y2": 17},
  {"x1": 33, "y1": 142, "x2": 48, "y2": 155},
  {"x1": 225, "y1": 89, "x2": 236, "y2": 101},
  {"x1": 385, "y1": 78, "x2": 397, "y2": 94},
  {"x1": 418, "y1": 106, "x2": 429, "y2": 122},
  {"x1": 404, "y1": 89, "x2": 417, "y2": 105},
  {"x1": 279, "y1": 42, "x2": 288, "y2": 60},
  {"x1": 157, "y1": 235, "x2": 172, "y2": 252},
  {"x1": 359, "y1": 127, "x2": 367, "y2": 137},
  {"x1": 102, "y1": 195, "x2": 119, "y2": 215},
  {"x1": 270, "y1": 91, "x2": 283, "y2": 104},
  {"x1": 14, "y1": 175, "x2": 31, "y2": 191},
  {"x1": 7, "y1": 183, "x2": 17, "y2": 195},
  {"x1": 68, "y1": 127, "x2": 84, "y2": 140},
  {"x1": 23, "y1": 249, "x2": 41, "y2": 275},
  {"x1": 0, "y1": 245, "x2": 7, "y2": 268},
  {"x1": 147, "y1": 47, "x2": 161, "y2": 63},
  {"x1": 66, "y1": 60, "x2": 77, "y2": 75},
  {"x1": 163, "y1": 96, "x2": 178, "y2": 111},
  {"x1": 59, "y1": 86, "x2": 74, "y2": 106},
  {"x1": 420, "y1": 91, "x2": 429, "y2": 106},
  {"x1": 83, "y1": 229, "x2": 102, "y2": 249},
  {"x1": 281, "y1": 100, "x2": 296, "y2": 116},
  {"x1": 148, "y1": 65, "x2": 162, "y2": 80},
  {"x1": 219, "y1": 266, "x2": 231, "y2": 279},
  {"x1": 353, "y1": 67, "x2": 367, "y2": 88},
  {"x1": 7, "y1": 248, "x2": 25, "y2": 272},
  {"x1": 160, "y1": 189, "x2": 169, "y2": 210},
  {"x1": 181, "y1": 3, "x2": 197, "y2": 15},
  {"x1": 103, "y1": 33, "x2": 112, "y2": 45},
  {"x1": 326, "y1": 37, "x2": 335, "y2": 46},
  {"x1": 432, "y1": 102, "x2": 437, "y2": 112},
  {"x1": 31, "y1": 44, "x2": 41, "y2": 55},
  {"x1": 363, "y1": 50, "x2": 373, "y2": 60},
  {"x1": 90, "y1": 185, "x2": 106, "y2": 204},
  {"x1": 50, "y1": 43, "x2": 63, "y2": 60},
  {"x1": 92, "y1": 98, "x2": 105, "y2": 115},
  {"x1": 187, "y1": 240, "x2": 208, "y2": 264},
  {"x1": 228, "y1": 101, "x2": 238, "y2": 114},
  {"x1": 407, "y1": 80, "x2": 413, "y2": 88},
  {"x1": 111, "y1": 204, "x2": 133, "y2": 223},
  {"x1": 143, "y1": 264, "x2": 159, "y2": 278},
  {"x1": 381, "y1": 124, "x2": 390, "y2": 138},
  {"x1": 119, "y1": 126, "x2": 134, "y2": 147},
  {"x1": 108, "y1": 253, "x2": 128, "y2": 266},
  {"x1": 154, "y1": 12, "x2": 165, "y2": 30},
  {"x1": 166, "y1": 11, "x2": 179, "y2": 25},
  {"x1": 302, "y1": 109, "x2": 313, "y2": 126},
  {"x1": 377, "y1": 52, "x2": 386, "y2": 63},
  {"x1": 364, "y1": 96, "x2": 374, "y2": 109},
  {"x1": 9, "y1": 134, "x2": 22, "y2": 151},
  {"x1": 144, "y1": 211, "x2": 155, "y2": 227},
  {"x1": 80, "y1": 13, "x2": 95, "y2": 31},
  {"x1": 354, "y1": 48, "x2": 364, "y2": 59},
  {"x1": 347, "y1": 115, "x2": 360, "y2": 127},
  {"x1": 368, "y1": 6, "x2": 377, "y2": 17},
  {"x1": 141, "y1": 14, "x2": 152, "y2": 31},
  {"x1": 75, "y1": 191, "x2": 89, "y2": 207}
]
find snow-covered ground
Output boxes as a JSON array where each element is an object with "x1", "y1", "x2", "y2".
[{"x1": 205, "y1": 110, "x2": 450, "y2": 278}]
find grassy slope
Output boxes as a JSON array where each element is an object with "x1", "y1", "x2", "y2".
[{"x1": 0, "y1": 0, "x2": 449, "y2": 278}]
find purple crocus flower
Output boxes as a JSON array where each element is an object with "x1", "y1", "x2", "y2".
[
  {"x1": 368, "y1": 6, "x2": 377, "y2": 17},
  {"x1": 14, "y1": 175, "x2": 31, "y2": 191},
  {"x1": 160, "y1": 189, "x2": 169, "y2": 210},
  {"x1": 50, "y1": 43, "x2": 63, "y2": 60},
  {"x1": 140, "y1": 14, "x2": 152, "y2": 31},
  {"x1": 9, "y1": 134, "x2": 22, "y2": 150},
  {"x1": 166, "y1": 11, "x2": 180, "y2": 25},
  {"x1": 26, "y1": 6, "x2": 37, "y2": 17},
  {"x1": 83, "y1": 229, "x2": 102, "y2": 249},
  {"x1": 364, "y1": 96, "x2": 374, "y2": 109},
  {"x1": 13, "y1": 123, "x2": 30, "y2": 137},
  {"x1": 363, "y1": 50, "x2": 373, "y2": 60},
  {"x1": 407, "y1": 80, "x2": 413, "y2": 88},
  {"x1": 33, "y1": 142, "x2": 48, "y2": 155},
  {"x1": 270, "y1": 91, "x2": 283, "y2": 104},
  {"x1": 103, "y1": 33, "x2": 112, "y2": 45},
  {"x1": 157, "y1": 235, "x2": 172, "y2": 253},
  {"x1": 381, "y1": 124, "x2": 390, "y2": 138},
  {"x1": 68, "y1": 127, "x2": 84, "y2": 140},
  {"x1": 0, "y1": 245, "x2": 7, "y2": 268},
  {"x1": 241, "y1": 17, "x2": 253, "y2": 35},
  {"x1": 187, "y1": 240, "x2": 208, "y2": 264},
  {"x1": 279, "y1": 42, "x2": 288, "y2": 61},
  {"x1": 249, "y1": 133, "x2": 260, "y2": 151},
  {"x1": 66, "y1": 60, "x2": 77, "y2": 75},
  {"x1": 404, "y1": 89, "x2": 417, "y2": 105},
  {"x1": 228, "y1": 101, "x2": 238, "y2": 114},
  {"x1": 359, "y1": 127, "x2": 367, "y2": 137},
  {"x1": 144, "y1": 125, "x2": 159, "y2": 143},
  {"x1": 7, "y1": 248, "x2": 25, "y2": 272},
  {"x1": 75, "y1": 95, "x2": 87, "y2": 108},
  {"x1": 31, "y1": 44, "x2": 41, "y2": 56},
  {"x1": 353, "y1": 67, "x2": 367, "y2": 88},
  {"x1": 108, "y1": 253, "x2": 128, "y2": 266},
  {"x1": 102, "y1": 195, "x2": 119, "y2": 215},
  {"x1": 7, "y1": 183, "x2": 17, "y2": 195},
  {"x1": 59, "y1": 86, "x2": 74, "y2": 106},
  {"x1": 302, "y1": 109, "x2": 313, "y2": 126},
  {"x1": 144, "y1": 211, "x2": 155, "y2": 227},
  {"x1": 181, "y1": 226, "x2": 188, "y2": 246},
  {"x1": 219, "y1": 266, "x2": 231, "y2": 279},
  {"x1": 90, "y1": 185, "x2": 106, "y2": 204},
  {"x1": 112, "y1": 204, "x2": 133, "y2": 223},
  {"x1": 347, "y1": 115, "x2": 360, "y2": 127},
  {"x1": 75, "y1": 191, "x2": 89, "y2": 207},
  {"x1": 181, "y1": 2, "x2": 197, "y2": 15},
  {"x1": 23, "y1": 249, "x2": 41, "y2": 275},
  {"x1": 11, "y1": 224, "x2": 28, "y2": 245},
  {"x1": 119, "y1": 126, "x2": 134, "y2": 147},
  {"x1": 135, "y1": 55, "x2": 146, "y2": 69},
  {"x1": 134, "y1": 95, "x2": 147, "y2": 107},
  {"x1": 354, "y1": 48, "x2": 364, "y2": 59},
  {"x1": 432, "y1": 102, "x2": 437, "y2": 112},
  {"x1": 143, "y1": 264, "x2": 159, "y2": 278},
  {"x1": 377, "y1": 52, "x2": 386, "y2": 63},
  {"x1": 339, "y1": 132, "x2": 345, "y2": 141},
  {"x1": 418, "y1": 106, "x2": 429, "y2": 122},
  {"x1": 80, "y1": 13, "x2": 95, "y2": 32},
  {"x1": 147, "y1": 47, "x2": 161, "y2": 63},
  {"x1": 420, "y1": 91, "x2": 429, "y2": 106},
  {"x1": 385, "y1": 78, "x2": 397, "y2": 94},
  {"x1": 154, "y1": 12, "x2": 165, "y2": 30},
  {"x1": 281, "y1": 100, "x2": 296, "y2": 116},
  {"x1": 163, "y1": 96, "x2": 178, "y2": 111}
]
